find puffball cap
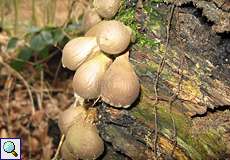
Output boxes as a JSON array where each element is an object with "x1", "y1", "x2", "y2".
[
  {"x1": 82, "y1": 8, "x2": 102, "y2": 32},
  {"x1": 62, "y1": 37, "x2": 99, "y2": 70},
  {"x1": 72, "y1": 52, "x2": 112, "y2": 99},
  {"x1": 101, "y1": 52, "x2": 140, "y2": 107},
  {"x1": 93, "y1": 0, "x2": 121, "y2": 19},
  {"x1": 58, "y1": 105, "x2": 87, "y2": 135},
  {"x1": 66, "y1": 123, "x2": 104, "y2": 160},
  {"x1": 85, "y1": 20, "x2": 131, "y2": 54},
  {"x1": 61, "y1": 140, "x2": 75, "y2": 160}
]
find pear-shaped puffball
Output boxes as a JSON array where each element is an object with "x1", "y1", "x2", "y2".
[
  {"x1": 85, "y1": 20, "x2": 107, "y2": 37},
  {"x1": 62, "y1": 37, "x2": 99, "y2": 70},
  {"x1": 65, "y1": 122, "x2": 104, "y2": 160},
  {"x1": 85, "y1": 20, "x2": 131, "y2": 54},
  {"x1": 101, "y1": 52, "x2": 140, "y2": 108},
  {"x1": 73, "y1": 52, "x2": 112, "y2": 99},
  {"x1": 61, "y1": 140, "x2": 75, "y2": 160},
  {"x1": 58, "y1": 105, "x2": 87, "y2": 135},
  {"x1": 96, "y1": 20, "x2": 131, "y2": 54},
  {"x1": 93, "y1": 0, "x2": 121, "y2": 19},
  {"x1": 82, "y1": 8, "x2": 101, "y2": 32}
]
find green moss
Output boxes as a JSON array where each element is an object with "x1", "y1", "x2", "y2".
[
  {"x1": 116, "y1": 0, "x2": 162, "y2": 49},
  {"x1": 131, "y1": 95, "x2": 156, "y2": 123},
  {"x1": 131, "y1": 86, "x2": 226, "y2": 159},
  {"x1": 117, "y1": 1, "x2": 227, "y2": 159},
  {"x1": 116, "y1": 0, "x2": 177, "y2": 82},
  {"x1": 149, "y1": 61, "x2": 171, "y2": 78}
]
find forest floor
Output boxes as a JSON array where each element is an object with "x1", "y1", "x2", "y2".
[
  {"x1": 0, "y1": 37, "x2": 74, "y2": 159},
  {"x1": 0, "y1": 1, "x2": 77, "y2": 159}
]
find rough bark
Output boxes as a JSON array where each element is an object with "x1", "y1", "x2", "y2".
[{"x1": 97, "y1": 1, "x2": 230, "y2": 160}]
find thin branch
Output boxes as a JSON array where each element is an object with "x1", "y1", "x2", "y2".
[
  {"x1": 36, "y1": 69, "x2": 44, "y2": 110},
  {"x1": 52, "y1": 134, "x2": 65, "y2": 160},
  {"x1": 92, "y1": 96, "x2": 101, "y2": 107},
  {"x1": 152, "y1": 4, "x2": 175, "y2": 159},
  {"x1": 52, "y1": 58, "x2": 62, "y2": 85},
  {"x1": 169, "y1": 55, "x2": 184, "y2": 157},
  {"x1": 40, "y1": 69, "x2": 44, "y2": 109},
  {"x1": 63, "y1": 0, "x2": 78, "y2": 27},
  {"x1": 166, "y1": 5, "x2": 175, "y2": 50},
  {"x1": 5, "y1": 76, "x2": 13, "y2": 136},
  {"x1": 0, "y1": 56, "x2": 35, "y2": 115},
  {"x1": 35, "y1": 49, "x2": 59, "y2": 64}
]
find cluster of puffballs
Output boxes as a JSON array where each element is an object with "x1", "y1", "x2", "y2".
[{"x1": 58, "y1": 0, "x2": 140, "y2": 159}]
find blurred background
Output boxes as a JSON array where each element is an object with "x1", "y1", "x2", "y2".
[{"x1": 0, "y1": 0, "x2": 92, "y2": 159}]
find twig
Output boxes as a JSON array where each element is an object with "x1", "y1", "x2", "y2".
[
  {"x1": 168, "y1": 55, "x2": 184, "y2": 157},
  {"x1": 49, "y1": 45, "x2": 63, "y2": 82},
  {"x1": 92, "y1": 96, "x2": 101, "y2": 107},
  {"x1": 5, "y1": 76, "x2": 13, "y2": 136},
  {"x1": 0, "y1": 56, "x2": 35, "y2": 115},
  {"x1": 31, "y1": 88, "x2": 64, "y2": 93},
  {"x1": 73, "y1": 93, "x2": 85, "y2": 107},
  {"x1": 163, "y1": 4, "x2": 178, "y2": 158},
  {"x1": 35, "y1": 93, "x2": 41, "y2": 110},
  {"x1": 35, "y1": 70, "x2": 44, "y2": 110},
  {"x1": 153, "y1": 105, "x2": 158, "y2": 158},
  {"x1": 27, "y1": 122, "x2": 32, "y2": 160},
  {"x1": 52, "y1": 58, "x2": 62, "y2": 85},
  {"x1": 135, "y1": 1, "x2": 160, "y2": 156},
  {"x1": 152, "y1": 57, "x2": 165, "y2": 158},
  {"x1": 34, "y1": 49, "x2": 59, "y2": 65},
  {"x1": 52, "y1": 134, "x2": 65, "y2": 160},
  {"x1": 168, "y1": 57, "x2": 184, "y2": 108},
  {"x1": 153, "y1": 57, "x2": 166, "y2": 103},
  {"x1": 166, "y1": 5, "x2": 175, "y2": 50},
  {"x1": 152, "y1": 54, "x2": 166, "y2": 158},
  {"x1": 40, "y1": 69, "x2": 44, "y2": 109},
  {"x1": 63, "y1": 0, "x2": 78, "y2": 27},
  {"x1": 152, "y1": 4, "x2": 175, "y2": 159}
]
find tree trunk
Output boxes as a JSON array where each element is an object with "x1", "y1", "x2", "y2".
[{"x1": 97, "y1": 1, "x2": 230, "y2": 159}]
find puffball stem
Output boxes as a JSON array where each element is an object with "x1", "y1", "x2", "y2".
[{"x1": 74, "y1": 93, "x2": 85, "y2": 106}]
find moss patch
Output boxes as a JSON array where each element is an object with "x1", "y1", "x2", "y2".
[
  {"x1": 116, "y1": 0, "x2": 163, "y2": 49},
  {"x1": 131, "y1": 86, "x2": 226, "y2": 159}
]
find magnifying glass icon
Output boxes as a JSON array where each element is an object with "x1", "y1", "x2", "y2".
[{"x1": 3, "y1": 141, "x2": 18, "y2": 157}]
